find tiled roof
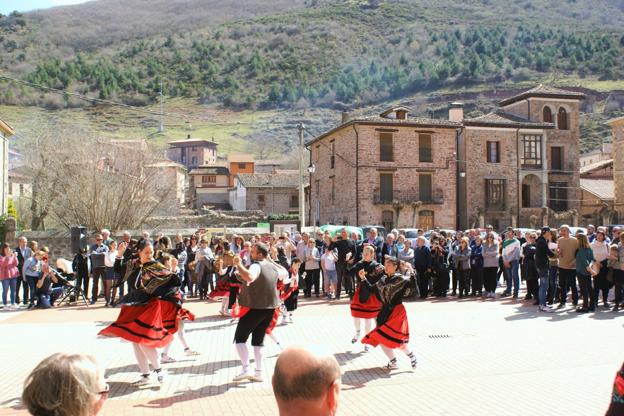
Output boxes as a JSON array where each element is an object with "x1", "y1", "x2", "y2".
[
  {"x1": 499, "y1": 84, "x2": 585, "y2": 106},
  {"x1": 306, "y1": 116, "x2": 461, "y2": 146},
  {"x1": 189, "y1": 166, "x2": 229, "y2": 175},
  {"x1": 580, "y1": 178, "x2": 614, "y2": 200},
  {"x1": 237, "y1": 173, "x2": 299, "y2": 189},
  {"x1": 463, "y1": 111, "x2": 554, "y2": 129},
  {"x1": 255, "y1": 159, "x2": 283, "y2": 166},
  {"x1": 580, "y1": 159, "x2": 613, "y2": 175},
  {"x1": 228, "y1": 154, "x2": 254, "y2": 163},
  {"x1": 168, "y1": 138, "x2": 218, "y2": 147}
]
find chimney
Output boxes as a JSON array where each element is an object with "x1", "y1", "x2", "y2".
[
  {"x1": 187, "y1": 134, "x2": 191, "y2": 139},
  {"x1": 341, "y1": 111, "x2": 350, "y2": 124},
  {"x1": 449, "y1": 102, "x2": 464, "y2": 122}
]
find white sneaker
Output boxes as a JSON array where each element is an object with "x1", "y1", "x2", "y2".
[
  {"x1": 383, "y1": 359, "x2": 399, "y2": 370},
  {"x1": 248, "y1": 371, "x2": 263, "y2": 382},
  {"x1": 132, "y1": 374, "x2": 151, "y2": 386},
  {"x1": 539, "y1": 305, "x2": 554, "y2": 313},
  {"x1": 161, "y1": 354, "x2": 176, "y2": 363},
  {"x1": 184, "y1": 348, "x2": 200, "y2": 356},
  {"x1": 233, "y1": 368, "x2": 252, "y2": 382},
  {"x1": 155, "y1": 369, "x2": 166, "y2": 383}
]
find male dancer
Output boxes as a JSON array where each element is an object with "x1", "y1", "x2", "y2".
[{"x1": 231, "y1": 243, "x2": 288, "y2": 382}]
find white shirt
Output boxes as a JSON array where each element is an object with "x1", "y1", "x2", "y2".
[
  {"x1": 591, "y1": 240, "x2": 610, "y2": 263},
  {"x1": 321, "y1": 252, "x2": 337, "y2": 271},
  {"x1": 104, "y1": 250, "x2": 117, "y2": 268},
  {"x1": 248, "y1": 261, "x2": 288, "y2": 283}
]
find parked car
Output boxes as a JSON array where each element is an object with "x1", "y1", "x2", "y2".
[{"x1": 319, "y1": 224, "x2": 364, "y2": 240}]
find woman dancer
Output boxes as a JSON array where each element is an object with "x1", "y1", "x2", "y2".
[
  {"x1": 160, "y1": 254, "x2": 199, "y2": 363},
  {"x1": 361, "y1": 256, "x2": 417, "y2": 370},
  {"x1": 99, "y1": 239, "x2": 187, "y2": 385},
  {"x1": 281, "y1": 257, "x2": 301, "y2": 324},
  {"x1": 348, "y1": 245, "x2": 384, "y2": 350}
]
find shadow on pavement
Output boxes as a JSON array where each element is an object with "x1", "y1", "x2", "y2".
[
  {"x1": 342, "y1": 367, "x2": 412, "y2": 389},
  {"x1": 133, "y1": 383, "x2": 247, "y2": 408}
]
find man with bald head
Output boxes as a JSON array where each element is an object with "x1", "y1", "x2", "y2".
[{"x1": 273, "y1": 346, "x2": 341, "y2": 416}]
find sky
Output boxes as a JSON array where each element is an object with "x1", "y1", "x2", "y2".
[{"x1": 0, "y1": 0, "x2": 93, "y2": 15}]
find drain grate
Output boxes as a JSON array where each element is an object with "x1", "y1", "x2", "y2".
[{"x1": 428, "y1": 334, "x2": 451, "y2": 339}]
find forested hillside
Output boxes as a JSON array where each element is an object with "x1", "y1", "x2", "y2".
[{"x1": 1, "y1": 0, "x2": 623, "y2": 110}]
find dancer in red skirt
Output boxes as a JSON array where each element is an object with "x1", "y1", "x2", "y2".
[
  {"x1": 348, "y1": 245, "x2": 384, "y2": 350},
  {"x1": 159, "y1": 254, "x2": 199, "y2": 363},
  {"x1": 210, "y1": 257, "x2": 234, "y2": 315},
  {"x1": 361, "y1": 256, "x2": 417, "y2": 370},
  {"x1": 99, "y1": 239, "x2": 187, "y2": 385}
]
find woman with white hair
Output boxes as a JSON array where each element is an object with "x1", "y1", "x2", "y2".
[{"x1": 22, "y1": 353, "x2": 108, "y2": 416}]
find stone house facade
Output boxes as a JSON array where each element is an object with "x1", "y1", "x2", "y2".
[
  {"x1": 308, "y1": 85, "x2": 585, "y2": 230},
  {"x1": 608, "y1": 116, "x2": 624, "y2": 222},
  {"x1": 230, "y1": 173, "x2": 299, "y2": 215},
  {"x1": 166, "y1": 135, "x2": 218, "y2": 170},
  {"x1": 307, "y1": 107, "x2": 460, "y2": 230}
]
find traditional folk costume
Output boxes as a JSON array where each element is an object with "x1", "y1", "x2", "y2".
[
  {"x1": 280, "y1": 268, "x2": 299, "y2": 324},
  {"x1": 99, "y1": 258, "x2": 191, "y2": 384},
  {"x1": 348, "y1": 260, "x2": 384, "y2": 346},
  {"x1": 362, "y1": 270, "x2": 417, "y2": 370}
]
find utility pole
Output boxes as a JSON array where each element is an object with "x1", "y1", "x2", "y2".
[
  {"x1": 298, "y1": 122, "x2": 306, "y2": 230},
  {"x1": 158, "y1": 79, "x2": 165, "y2": 133}
]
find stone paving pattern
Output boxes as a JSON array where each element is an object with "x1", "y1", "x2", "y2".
[{"x1": 0, "y1": 292, "x2": 622, "y2": 416}]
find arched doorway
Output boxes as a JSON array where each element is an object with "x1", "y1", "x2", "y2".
[{"x1": 381, "y1": 210, "x2": 394, "y2": 230}]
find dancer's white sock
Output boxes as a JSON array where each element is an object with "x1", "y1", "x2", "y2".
[
  {"x1": 381, "y1": 345, "x2": 396, "y2": 361},
  {"x1": 220, "y1": 297, "x2": 228, "y2": 311},
  {"x1": 364, "y1": 318, "x2": 374, "y2": 334},
  {"x1": 353, "y1": 317, "x2": 361, "y2": 333},
  {"x1": 177, "y1": 320, "x2": 190, "y2": 350},
  {"x1": 235, "y1": 343, "x2": 249, "y2": 369},
  {"x1": 132, "y1": 343, "x2": 150, "y2": 374},
  {"x1": 253, "y1": 346, "x2": 263, "y2": 373}
]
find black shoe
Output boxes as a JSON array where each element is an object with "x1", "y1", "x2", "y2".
[
  {"x1": 451, "y1": 291, "x2": 456, "y2": 297},
  {"x1": 500, "y1": 292, "x2": 510, "y2": 297},
  {"x1": 575, "y1": 307, "x2": 589, "y2": 313},
  {"x1": 89, "y1": 300, "x2": 96, "y2": 305},
  {"x1": 572, "y1": 301, "x2": 578, "y2": 307},
  {"x1": 557, "y1": 303, "x2": 565, "y2": 309},
  {"x1": 512, "y1": 293, "x2": 518, "y2": 299},
  {"x1": 603, "y1": 302, "x2": 610, "y2": 308},
  {"x1": 524, "y1": 294, "x2": 532, "y2": 300},
  {"x1": 613, "y1": 304, "x2": 620, "y2": 312}
]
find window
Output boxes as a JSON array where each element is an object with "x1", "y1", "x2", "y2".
[
  {"x1": 379, "y1": 173, "x2": 393, "y2": 202},
  {"x1": 419, "y1": 210, "x2": 434, "y2": 230},
  {"x1": 257, "y1": 194, "x2": 266, "y2": 207},
  {"x1": 557, "y1": 107, "x2": 568, "y2": 130},
  {"x1": 191, "y1": 156, "x2": 198, "y2": 166},
  {"x1": 290, "y1": 194, "x2": 298, "y2": 208},
  {"x1": 379, "y1": 132, "x2": 393, "y2": 162},
  {"x1": 522, "y1": 184, "x2": 531, "y2": 208},
  {"x1": 330, "y1": 176, "x2": 335, "y2": 203},
  {"x1": 485, "y1": 179, "x2": 505, "y2": 210},
  {"x1": 543, "y1": 106, "x2": 553, "y2": 123},
  {"x1": 19, "y1": 184, "x2": 24, "y2": 194},
  {"x1": 521, "y1": 135, "x2": 542, "y2": 168},
  {"x1": 487, "y1": 141, "x2": 500, "y2": 163},
  {"x1": 180, "y1": 149, "x2": 187, "y2": 163},
  {"x1": 382, "y1": 210, "x2": 394, "y2": 231},
  {"x1": 238, "y1": 163, "x2": 247, "y2": 169},
  {"x1": 201, "y1": 175, "x2": 217, "y2": 185},
  {"x1": 551, "y1": 146, "x2": 564, "y2": 171},
  {"x1": 419, "y1": 174, "x2": 432, "y2": 202},
  {"x1": 330, "y1": 140, "x2": 335, "y2": 169},
  {"x1": 549, "y1": 182, "x2": 568, "y2": 211},
  {"x1": 419, "y1": 134, "x2": 432, "y2": 162}
]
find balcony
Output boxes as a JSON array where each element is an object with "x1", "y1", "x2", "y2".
[{"x1": 372, "y1": 188, "x2": 444, "y2": 205}]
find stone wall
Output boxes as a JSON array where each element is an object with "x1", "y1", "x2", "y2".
[{"x1": 245, "y1": 188, "x2": 298, "y2": 215}]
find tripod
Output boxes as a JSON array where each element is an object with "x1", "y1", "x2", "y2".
[{"x1": 51, "y1": 268, "x2": 90, "y2": 307}]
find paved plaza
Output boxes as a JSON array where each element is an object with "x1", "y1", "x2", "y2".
[{"x1": 0, "y1": 293, "x2": 622, "y2": 416}]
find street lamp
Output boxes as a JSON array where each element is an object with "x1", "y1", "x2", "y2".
[{"x1": 307, "y1": 163, "x2": 316, "y2": 174}]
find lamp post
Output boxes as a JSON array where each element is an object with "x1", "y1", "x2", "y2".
[{"x1": 298, "y1": 123, "x2": 306, "y2": 230}]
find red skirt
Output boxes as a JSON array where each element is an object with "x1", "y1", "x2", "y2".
[
  {"x1": 350, "y1": 286, "x2": 382, "y2": 319},
  {"x1": 234, "y1": 306, "x2": 280, "y2": 334},
  {"x1": 208, "y1": 279, "x2": 230, "y2": 299},
  {"x1": 362, "y1": 304, "x2": 409, "y2": 349},
  {"x1": 98, "y1": 298, "x2": 181, "y2": 348}
]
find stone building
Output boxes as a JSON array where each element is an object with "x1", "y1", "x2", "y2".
[
  {"x1": 166, "y1": 135, "x2": 218, "y2": 170},
  {"x1": 458, "y1": 85, "x2": 585, "y2": 230},
  {"x1": 307, "y1": 106, "x2": 460, "y2": 229},
  {"x1": 0, "y1": 118, "x2": 15, "y2": 215},
  {"x1": 608, "y1": 116, "x2": 624, "y2": 222},
  {"x1": 307, "y1": 85, "x2": 585, "y2": 230},
  {"x1": 230, "y1": 172, "x2": 299, "y2": 215},
  {"x1": 144, "y1": 161, "x2": 188, "y2": 215}
]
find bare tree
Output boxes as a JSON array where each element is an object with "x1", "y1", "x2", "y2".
[{"x1": 22, "y1": 125, "x2": 174, "y2": 231}]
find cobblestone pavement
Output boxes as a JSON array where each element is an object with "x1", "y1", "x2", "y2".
[{"x1": 0, "y1": 291, "x2": 622, "y2": 416}]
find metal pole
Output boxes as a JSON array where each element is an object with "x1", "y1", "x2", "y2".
[
  {"x1": 298, "y1": 123, "x2": 305, "y2": 230},
  {"x1": 159, "y1": 80, "x2": 165, "y2": 133}
]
